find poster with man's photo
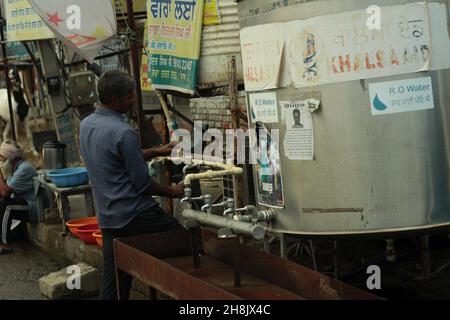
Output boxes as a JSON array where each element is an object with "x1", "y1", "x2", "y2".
[
  {"x1": 281, "y1": 100, "x2": 319, "y2": 160},
  {"x1": 251, "y1": 122, "x2": 285, "y2": 208}
]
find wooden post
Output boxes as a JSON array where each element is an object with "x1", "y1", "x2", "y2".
[
  {"x1": 125, "y1": 0, "x2": 146, "y2": 146},
  {"x1": 227, "y1": 55, "x2": 243, "y2": 206},
  {"x1": 228, "y1": 56, "x2": 239, "y2": 129}
]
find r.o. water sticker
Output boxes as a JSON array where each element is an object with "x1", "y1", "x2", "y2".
[{"x1": 369, "y1": 77, "x2": 434, "y2": 116}]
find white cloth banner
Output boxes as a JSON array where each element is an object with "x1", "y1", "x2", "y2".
[
  {"x1": 286, "y1": 2, "x2": 431, "y2": 88},
  {"x1": 240, "y1": 2, "x2": 449, "y2": 91},
  {"x1": 28, "y1": 0, "x2": 117, "y2": 62}
]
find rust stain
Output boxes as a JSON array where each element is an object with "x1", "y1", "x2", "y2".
[
  {"x1": 302, "y1": 208, "x2": 364, "y2": 213},
  {"x1": 319, "y1": 278, "x2": 340, "y2": 300}
]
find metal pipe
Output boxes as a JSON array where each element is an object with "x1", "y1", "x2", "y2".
[
  {"x1": 157, "y1": 91, "x2": 178, "y2": 142},
  {"x1": 182, "y1": 209, "x2": 267, "y2": 240},
  {"x1": 0, "y1": 10, "x2": 16, "y2": 141},
  {"x1": 184, "y1": 168, "x2": 243, "y2": 186},
  {"x1": 420, "y1": 235, "x2": 431, "y2": 278},
  {"x1": 156, "y1": 90, "x2": 173, "y2": 123},
  {"x1": 158, "y1": 156, "x2": 244, "y2": 186}
]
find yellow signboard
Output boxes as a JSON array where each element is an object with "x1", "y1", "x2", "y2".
[
  {"x1": 4, "y1": 0, "x2": 55, "y2": 41},
  {"x1": 146, "y1": 0, "x2": 204, "y2": 94},
  {"x1": 203, "y1": 0, "x2": 220, "y2": 25},
  {"x1": 141, "y1": 22, "x2": 153, "y2": 91}
]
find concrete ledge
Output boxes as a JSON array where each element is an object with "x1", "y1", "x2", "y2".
[{"x1": 27, "y1": 223, "x2": 103, "y2": 269}]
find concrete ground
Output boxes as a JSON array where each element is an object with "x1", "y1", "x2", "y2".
[{"x1": 0, "y1": 241, "x2": 64, "y2": 300}]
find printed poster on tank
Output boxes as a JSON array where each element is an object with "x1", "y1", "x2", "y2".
[
  {"x1": 281, "y1": 100, "x2": 320, "y2": 161},
  {"x1": 251, "y1": 122, "x2": 285, "y2": 208}
]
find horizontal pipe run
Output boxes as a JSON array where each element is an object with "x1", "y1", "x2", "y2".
[
  {"x1": 182, "y1": 209, "x2": 266, "y2": 240},
  {"x1": 157, "y1": 157, "x2": 243, "y2": 186}
]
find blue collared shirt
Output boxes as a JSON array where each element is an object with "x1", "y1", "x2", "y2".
[
  {"x1": 7, "y1": 159, "x2": 38, "y2": 219},
  {"x1": 79, "y1": 108, "x2": 157, "y2": 229}
]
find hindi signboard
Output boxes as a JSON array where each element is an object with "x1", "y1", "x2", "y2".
[
  {"x1": 146, "y1": 0, "x2": 204, "y2": 95},
  {"x1": 4, "y1": 0, "x2": 55, "y2": 41}
]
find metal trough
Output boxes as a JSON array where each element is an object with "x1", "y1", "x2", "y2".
[{"x1": 114, "y1": 229, "x2": 381, "y2": 300}]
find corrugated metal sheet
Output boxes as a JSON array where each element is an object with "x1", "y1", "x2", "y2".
[{"x1": 198, "y1": 0, "x2": 243, "y2": 87}]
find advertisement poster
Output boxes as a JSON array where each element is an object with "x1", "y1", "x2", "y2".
[
  {"x1": 281, "y1": 100, "x2": 319, "y2": 161},
  {"x1": 240, "y1": 23, "x2": 285, "y2": 91},
  {"x1": 203, "y1": 0, "x2": 220, "y2": 25},
  {"x1": 1, "y1": 41, "x2": 38, "y2": 60},
  {"x1": 146, "y1": 0, "x2": 204, "y2": 95},
  {"x1": 141, "y1": 22, "x2": 153, "y2": 91},
  {"x1": 369, "y1": 77, "x2": 434, "y2": 116},
  {"x1": 252, "y1": 122, "x2": 284, "y2": 208},
  {"x1": 286, "y1": 2, "x2": 431, "y2": 88},
  {"x1": 248, "y1": 91, "x2": 278, "y2": 123},
  {"x1": 240, "y1": 2, "x2": 441, "y2": 91},
  {"x1": 4, "y1": 0, "x2": 55, "y2": 41},
  {"x1": 29, "y1": 0, "x2": 117, "y2": 62}
]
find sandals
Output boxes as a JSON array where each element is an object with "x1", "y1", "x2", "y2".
[{"x1": 0, "y1": 247, "x2": 15, "y2": 255}]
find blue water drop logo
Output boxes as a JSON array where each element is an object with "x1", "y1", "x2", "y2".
[
  {"x1": 373, "y1": 94, "x2": 388, "y2": 111},
  {"x1": 251, "y1": 106, "x2": 256, "y2": 120}
]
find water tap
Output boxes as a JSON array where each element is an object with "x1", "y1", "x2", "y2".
[
  {"x1": 180, "y1": 188, "x2": 192, "y2": 204},
  {"x1": 223, "y1": 198, "x2": 236, "y2": 217},
  {"x1": 200, "y1": 194, "x2": 212, "y2": 212}
]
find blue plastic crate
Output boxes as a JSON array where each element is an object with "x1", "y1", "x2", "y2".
[{"x1": 47, "y1": 167, "x2": 89, "y2": 187}]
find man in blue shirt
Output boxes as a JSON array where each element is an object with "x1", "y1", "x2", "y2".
[
  {"x1": 0, "y1": 141, "x2": 37, "y2": 255},
  {"x1": 80, "y1": 70, "x2": 184, "y2": 300}
]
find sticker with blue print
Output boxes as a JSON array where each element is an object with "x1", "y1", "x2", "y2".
[{"x1": 369, "y1": 77, "x2": 434, "y2": 116}]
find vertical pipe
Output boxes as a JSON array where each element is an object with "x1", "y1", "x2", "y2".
[
  {"x1": 263, "y1": 236, "x2": 271, "y2": 254},
  {"x1": 233, "y1": 238, "x2": 241, "y2": 288},
  {"x1": 280, "y1": 233, "x2": 287, "y2": 259},
  {"x1": 188, "y1": 226, "x2": 202, "y2": 269},
  {"x1": 420, "y1": 235, "x2": 431, "y2": 278},
  {"x1": 161, "y1": 110, "x2": 174, "y2": 215},
  {"x1": 309, "y1": 240, "x2": 318, "y2": 272},
  {"x1": 333, "y1": 240, "x2": 340, "y2": 280},
  {"x1": 125, "y1": 0, "x2": 146, "y2": 146},
  {"x1": 0, "y1": 8, "x2": 16, "y2": 141}
]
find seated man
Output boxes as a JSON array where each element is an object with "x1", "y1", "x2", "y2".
[{"x1": 0, "y1": 141, "x2": 37, "y2": 254}]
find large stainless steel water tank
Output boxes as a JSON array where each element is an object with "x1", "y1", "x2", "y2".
[{"x1": 238, "y1": 0, "x2": 450, "y2": 235}]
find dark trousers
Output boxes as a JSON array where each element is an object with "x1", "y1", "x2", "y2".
[
  {"x1": 100, "y1": 206, "x2": 182, "y2": 300},
  {"x1": 0, "y1": 196, "x2": 29, "y2": 244}
]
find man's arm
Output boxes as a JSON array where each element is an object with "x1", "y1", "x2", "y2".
[
  {"x1": 119, "y1": 130, "x2": 184, "y2": 198},
  {"x1": 145, "y1": 180, "x2": 185, "y2": 198},
  {"x1": 0, "y1": 172, "x2": 14, "y2": 198},
  {"x1": 142, "y1": 141, "x2": 178, "y2": 161}
]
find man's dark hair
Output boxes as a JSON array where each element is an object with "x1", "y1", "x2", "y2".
[
  {"x1": 293, "y1": 109, "x2": 300, "y2": 115},
  {"x1": 97, "y1": 70, "x2": 136, "y2": 104}
]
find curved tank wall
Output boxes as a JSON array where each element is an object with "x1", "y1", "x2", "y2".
[{"x1": 238, "y1": 0, "x2": 450, "y2": 235}]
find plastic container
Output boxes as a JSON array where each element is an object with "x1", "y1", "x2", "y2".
[
  {"x1": 76, "y1": 223, "x2": 100, "y2": 245},
  {"x1": 66, "y1": 217, "x2": 98, "y2": 237},
  {"x1": 47, "y1": 167, "x2": 88, "y2": 187},
  {"x1": 93, "y1": 231, "x2": 103, "y2": 247}
]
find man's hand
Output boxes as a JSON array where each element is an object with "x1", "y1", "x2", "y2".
[
  {"x1": 159, "y1": 141, "x2": 179, "y2": 157},
  {"x1": 170, "y1": 183, "x2": 185, "y2": 198},
  {"x1": 142, "y1": 141, "x2": 180, "y2": 161}
]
